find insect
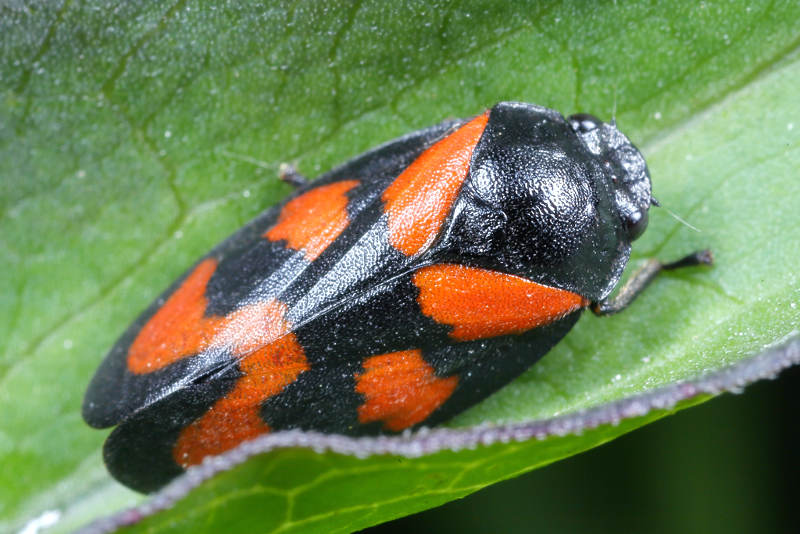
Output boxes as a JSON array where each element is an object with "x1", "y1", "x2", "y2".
[{"x1": 83, "y1": 102, "x2": 711, "y2": 492}]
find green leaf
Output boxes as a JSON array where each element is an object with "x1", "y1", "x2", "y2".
[{"x1": 1, "y1": 1, "x2": 798, "y2": 533}]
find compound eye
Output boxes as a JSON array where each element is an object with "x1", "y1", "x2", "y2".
[
  {"x1": 568, "y1": 113, "x2": 603, "y2": 133},
  {"x1": 624, "y1": 209, "x2": 649, "y2": 241}
]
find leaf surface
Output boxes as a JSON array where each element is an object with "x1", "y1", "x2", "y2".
[{"x1": 1, "y1": 1, "x2": 798, "y2": 532}]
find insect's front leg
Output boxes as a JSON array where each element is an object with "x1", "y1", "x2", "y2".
[{"x1": 591, "y1": 250, "x2": 713, "y2": 316}]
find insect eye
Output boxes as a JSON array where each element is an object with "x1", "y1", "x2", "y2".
[
  {"x1": 568, "y1": 113, "x2": 603, "y2": 133},
  {"x1": 624, "y1": 209, "x2": 649, "y2": 241}
]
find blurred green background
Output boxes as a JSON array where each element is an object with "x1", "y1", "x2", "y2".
[{"x1": 369, "y1": 365, "x2": 798, "y2": 533}]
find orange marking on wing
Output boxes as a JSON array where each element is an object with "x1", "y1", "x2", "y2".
[
  {"x1": 172, "y1": 299, "x2": 309, "y2": 468},
  {"x1": 264, "y1": 180, "x2": 360, "y2": 260},
  {"x1": 127, "y1": 258, "x2": 222, "y2": 374},
  {"x1": 126, "y1": 260, "x2": 310, "y2": 464},
  {"x1": 381, "y1": 113, "x2": 489, "y2": 256},
  {"x1": 414, "y1": 264, "x2": 589, "y2": 342},
  {"x1": 355, "y1": 349, "x2": 458, "y2": 431}
]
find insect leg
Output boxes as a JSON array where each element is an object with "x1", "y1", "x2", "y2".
[
  {"x1": 591, "y1": 250, "x2": 713, "y2": 316},
  {"x1": 279, "y1": 163, "x2": 308, "y2": 188}
]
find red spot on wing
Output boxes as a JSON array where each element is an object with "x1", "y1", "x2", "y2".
[
  {"x1": 355, "y1": 349, "x2": 458, "y2": 432},
  {"x1": 129, "y1": 179, "x2": 358, "y2": 374},
  {"x1": 382, "y1": 113, "x2": 489, "y2": 256},
  {"x1": 127, "y1": 258, "x2": 221, "y2": 374},
  {"x1": 124, "y1": 261, "x2": 310, "y2": 466},
  {"x1": 264, "y1": 180, "x2": 360, "y2": 261},
  {"x1": 413, "y1": 264, "x2": 589, "y2": 342},
  {"x1": 172, "y1": 299, "x2": 309, "y2": 467}
]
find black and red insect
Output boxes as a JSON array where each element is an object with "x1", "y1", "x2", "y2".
[{"x1": 83, "y1": 102, "x2": 711, "y2": 492}]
